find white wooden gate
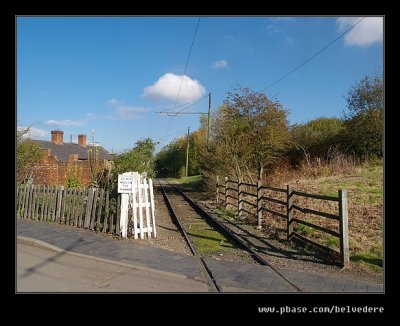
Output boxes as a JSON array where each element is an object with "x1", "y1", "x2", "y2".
[{"x1": 119, "y1": 172, "x2": 156, "y2": 239}]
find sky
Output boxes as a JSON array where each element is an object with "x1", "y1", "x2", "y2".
[{"x1": 17, "y1": 16, "x2": 383, "y2": 154}]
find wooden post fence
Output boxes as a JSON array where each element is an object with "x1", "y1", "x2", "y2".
[
  {"x1": 224, "y1": 177, "x2": 228, "y2": 210},
  {"x1": 215, "y1": 176, "x2": 350, "y2": 267},
  {"x1": 216, "y1": 175, "x2": 220, "y2": 205},
  {"x1": 257, "y1": 180, "x2": 262, "y2": 229},
  {"x1": 238, "y1": 178, "x2": 242, "y2": 218},
  {"x1": 16, "y1": 184, "x2": 122, "y2": 236},
  {"x1": 286, "y1": 185, "x2": 293, "y2": 240}
]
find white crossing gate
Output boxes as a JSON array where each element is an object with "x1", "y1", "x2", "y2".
[{"x1": 118, "y1": 172, "x2": 156, "y2": 239}]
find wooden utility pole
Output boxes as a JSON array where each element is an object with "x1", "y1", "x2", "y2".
[
  {"x1": 186, "y1": 127, "x2": 190, "y2": 178},
  {"x1": 207, "y1": 92, "x2": 212, "y2": 148}
]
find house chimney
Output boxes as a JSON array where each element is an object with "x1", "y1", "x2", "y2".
[
  {"x1": 78, "y1": 134, "x2": 86, "y2": 147},
  {"x1": 42, "y1": 148, "x2": 50, "y2": 157},
  {"x1": 68, "y1": 154, "x2": 78, "y2": 162},
  {"x1": 51, "y1": 130, "x2": 64, "y2": 144}
]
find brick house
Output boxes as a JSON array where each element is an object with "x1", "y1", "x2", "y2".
[{"x1": 30, "y1": 130, "x2": 113, "y2": 186}]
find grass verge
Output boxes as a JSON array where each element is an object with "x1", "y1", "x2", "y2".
[{"x1": 166, "y1": 175, "x2": 204, "y2": 191}]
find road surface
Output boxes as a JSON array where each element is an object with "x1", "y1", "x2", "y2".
[{"x1": 17, "y1": 242, "x2": 209, "y2": 292}]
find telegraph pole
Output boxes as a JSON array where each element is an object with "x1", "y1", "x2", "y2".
[
  {"x1": 207, "y1": 92, "x2": 212, "y2": 148},
  {"x1": 186, "y1": 127, "x2": 190, "y2": 178}
]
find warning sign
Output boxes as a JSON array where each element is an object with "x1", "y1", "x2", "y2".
[{"x1": 118, "y1": 175, "x2": 133, "y2": 193}]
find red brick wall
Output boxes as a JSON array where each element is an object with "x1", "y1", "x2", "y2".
[{"x1": 30, "y1": 151, "x2": 97, "y2": 186}]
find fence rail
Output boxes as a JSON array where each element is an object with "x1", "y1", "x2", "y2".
[
  {"x1": 241, "y1": 182, "x2": 257, "y2": 188},
  {"x1": 17, "y1": 184, "x2": 121, "y2": 236},
  {"x1": 216, "y1": 176, "x2": 349, "y2": 267},
  {"x1": 292, "y1": 190, "x2": 339, "y2": 202}
]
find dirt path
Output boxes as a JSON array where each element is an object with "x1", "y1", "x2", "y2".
[{"x1": 125, "y1": 185, "x2": 192, "y2": 255}]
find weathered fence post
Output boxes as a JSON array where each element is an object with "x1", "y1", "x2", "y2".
[
  {"x1": 51, "y1": 186, "x2": 58, "y2": 222},
  {"x1": 77, "y1": 188, "x2": 85, "y2": 227},
  {"x1": 257, "y1": 180, "x2": 262, "y2": 229},
  {"x1": 89, "y1": 189, "x2": 98, "y2": 229},
  {"x1": 16, "y1": 185, "x2": 19, "y2": 212},
  {"x1": 46, "y1": 186, "x2": 53, "y2": 221},
  {"x1": 103, "y1": 190, "x2": 109, "y2": 233},
  {"x1": 96, "y1": 188, "x2": 104, "y2": 230},
  {"x1": 40, "y1": 186, "x2": 46, "y2": 221},
  {"x1": 65, "y1": 188, "x2": 71, "y2": 225},
  {"x1": 109, "y1": 213, "x2": 115, "y2": 234},
  {"x1": 43, "y1": 185, "x2": 49, "y2": 220},
  {"x1": 238, "y1": 178, "x2": 242, "y2": 218},
  {"x1": 35, "y1": 185, "x2": 40, "y2": 220},
  {"x1": 103, "y1": 212, "x2": 108, "y2": 233},
  {"x1": 60, "y1": 186, "x2": 66, "y2": 224},
  {"x1": 84, "y1": 188, "x2": 94, "y2": 228},
  {"x1": 30, "y1": 186, "x2": 36, "y2": 219},
  {"x1": 339, "y1": 189, "x2": 349, "y2": 267},
  {"x1": 69, "y1": 188, "x2": 77, "y2": 225},
  {"x1": 224, "y1": 177, "x2": 228, "y2": 210},
  {"x1": 216, "y1": 176, "x2": 220, "y2": 205},
  {"x1": 23, "y1": 184, "x2": 30, "y2": 219},
  {"x1": 287, "y1": 185, "x2": 293, "y2": 240}
]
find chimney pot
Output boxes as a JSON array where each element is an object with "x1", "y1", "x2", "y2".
[
  {"x1": 51, "y1": 130, "x2": 64, "y2": 144},
  {"x1": 78, "y1": 134, "x2": 86, "y2": 147}
]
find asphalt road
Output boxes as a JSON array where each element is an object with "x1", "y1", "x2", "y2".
[{"x1": 16, "y1": 243, "x2": 209, "y2": 292}]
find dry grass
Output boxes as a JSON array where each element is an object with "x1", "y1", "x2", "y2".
[
  {"x1": 206, "y1": 157, "x2": 383, "y2": 271},
  {"x1": 282, "y1": 159, "x2": 383, "y2": 270}
]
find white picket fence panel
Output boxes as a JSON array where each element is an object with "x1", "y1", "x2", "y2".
[{"x1": 119, "y1": 172, "x2": 156, "y2": 239}]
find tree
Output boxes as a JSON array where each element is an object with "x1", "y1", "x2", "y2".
[
  {"x1": 204, "y1": 86, "x2": 290, "y2": 181},
  {"x1": 345, "y1": 72, "x2": 383, "y2": 119},
  {"x1": 343, "y1": 72, "x2": 383, "y2": 158},
  {"x1": 290, "y1": 117, "x2": 344, "y2": 165},
  {"x1": 155, "y1": 141, "x2": 181, "y2": 178},
  {"x1": 155, "y1": 128, "x2": 206, "y2": 178},
  {"x1": 114, "y1": 138, "x2": 156, "y2": 178},
  {"x1": 17, "y1": 127, "x2": 42, "y2": 184}
]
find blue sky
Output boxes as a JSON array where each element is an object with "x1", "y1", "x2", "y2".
[{"x1": 17, "y1": 16, "x2": 383, "y2": 153}]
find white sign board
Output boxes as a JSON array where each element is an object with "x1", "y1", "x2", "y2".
[{"x1": 118, "y1": 175, "x2": 133, "y2": 193}]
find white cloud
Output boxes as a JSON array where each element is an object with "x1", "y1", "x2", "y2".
[
  {"x1": 270, "y1": 17, "x2": 294, "y2": 22},
  {"x1": 46, "y1": 119, "x2": 85, "y2": 126},
  {"x1": 45, "y1": 113, "x2": 96, "y2": 127},
  {"x1": 266, "y1": 24, "x2": 283, "y2": 34},
  {"x1": 18, "y1": 127, "x2": 49, "y2": 139},
  {"x1": 143, "y1": 73, "x2": 206, "y2": 103},
  {"x1": 115, "y1": 106, "x2": 150, "y2": 120},
  {"x1": 107, "y1": 98, "x2": 150, "y2": 120},
  {"x1": 337, "y1": 17, "x2": 383, "y2": 46},
  {"x1": 86, "y1": 113, "x2": 97, "y2": 119},
  {"x1": 107, "y1": 98, "x2": 122, "y2": 106},
  {"x1": 213, "y1": 59, "x2": 228, "y2": 69}
]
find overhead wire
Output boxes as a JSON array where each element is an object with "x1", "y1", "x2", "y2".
[
  {"x1": 259, "y1": 17, "x2": 366, "y2": 92},
  {"x1": 157, "y1": 94, "x2": 207, "y2": 113},
  {"x1": 156, "y1": 129, "x2": 188, "y2": 141},
  {"x1": 165, "y1": 17, "x2": 201, "y2": 137},
  {"x1": 172, "y1": 17, "x2": 201, "y2": 110}
]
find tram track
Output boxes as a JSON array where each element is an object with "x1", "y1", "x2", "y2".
[{"x1": 157, "y1": 178, "x2": 303, "y2": 292}]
